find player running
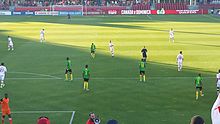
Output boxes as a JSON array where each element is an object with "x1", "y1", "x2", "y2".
[
  {"x1": 169, "y1": 28, "x2": 174, "y2": 43},
  {"x1": 176, "y1": 51, "x2": 184, "y2": 71},
  {"x1": 139, "y1": 59, "x2": 146, "y2": 82},
  {"x1": 109, "y1": 40, "x2": 114, "y2": 57},
  {"x1": 141, "y1": 46, "x2": 147, "y2": 62},
  {"x1": 0, "y1": 63, "x2": 7, "y2": 88},
  {"x1": 91, "y1": 43, "x2": 96, "y2": 58},
  {"x1": 216, "y1": 69, "x2": 220, "y2": 95},
  {"x1": 83, "y1": 65, "x2": 90, "y2": 91},
  {"x1": 7, "y1": 36, "x2": 14, "y2": 51},
  {"x1": 0, "y1": 93, "x2": 12, "y2": 124},
  {"x1": 195, "y1": 73, "x2": 204, "y2": 100},
  {"x1": 40, "y1": 29, "x2": 45, "y2": 43},
  {"x1": 65, "y1": 57, "x2": 73, "y2": 81}
]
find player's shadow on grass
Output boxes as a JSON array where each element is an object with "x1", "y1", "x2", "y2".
[
  {"x1": 1, "y1": 16, "x2": 220, "y2": 36},
  {"x1": 0, "y1": 31, "x2": 217, "y2": 124}
]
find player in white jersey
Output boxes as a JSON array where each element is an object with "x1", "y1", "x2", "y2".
[
  {"x1": 109, "y1": 40, "x2": 114, "y2": 57},
  {"x1": 0, "y1": 63, "x2": 7, "y2": 88},
  {"x1": 40, "y1": 29, "x2": 45, "y2": 43},
  {"x1": 216, "y1": 69, "x2": 220, "y2": 95},
  {"x1": 176, "y1": 51, "x2": 183, "y2": 71},
  {"x1": 169, "y1": 28, "x2": 174, "y2": 43},
  {"x1": 7, "y1": 36, "x2": 14, "y2": 51}
]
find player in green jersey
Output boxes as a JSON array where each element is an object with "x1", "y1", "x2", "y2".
[
  {"x1": 139, "y1": 59, "x2": 146, "y2": 82},
  {"x1": 195, "y1": 73, "x2": 204, "y2": 100},
  {"x1": 65, "y1": 57, "x2": 73, "y2": 81},
  {"x1": 83, "y1": 65, "x2": 90, "y2": 91},
  {"x1": 91, "y1": 43, "x2": 96, "y2": 58}
]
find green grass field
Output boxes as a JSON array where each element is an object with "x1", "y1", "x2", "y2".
[{"x1": 0, "y1": 15, "x2": 220, "y2": 124}]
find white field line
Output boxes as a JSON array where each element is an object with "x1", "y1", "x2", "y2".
[
  {"x1": 0, "y1": 110, "x2": 74, "y2": 114},
  {"x1": 8, "y1": 71, "x2": 61, "y2": 79},
  {"x1": 7, "y1": 78, "x2": 62, "y2": 80},
  {"x1": 202, "y1": 14, "x2": 220, "y2": 21},
  {"x1": 146, "y1": 15, "x2": 152, "y2": 20},
  {"x1": 6, "y1": 76, "x2": 215, "y2": 80},
  {"x1": 69, "y1": 111, "x2": 75, "y2": 124}
]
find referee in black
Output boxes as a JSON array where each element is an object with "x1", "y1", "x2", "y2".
[{"x1": 141, "y1": 46, "x2": 147, "y2": 62}]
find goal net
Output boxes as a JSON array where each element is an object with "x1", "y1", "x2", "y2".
[{"x1": 51, "y1": 5, "x2": 83, "y2": 16}]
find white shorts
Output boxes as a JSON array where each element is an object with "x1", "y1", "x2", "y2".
[
  {"x1": 217, "y1": 81, "x2": 220, "y2": 88},
  {"x1": 110, "y1": 47, "x2": 114, "y2": 52},
  {"x1": 170, "y1": 35, "x2": 174, "y2": 39},
  {"x1": 8, "y1": 44, "x2": 13, "y2": 47},
  {"x1": 0, "y1": 75, "x2": 5, "y2": 81},
  {"x1": 178, "y1": 61, "x2": 182, "y2": 66},
  {"x1": 40, "y1": 35, "x2": 44, "y2": 39}
]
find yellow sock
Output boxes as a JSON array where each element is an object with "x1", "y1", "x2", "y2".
[
  {"x1": 83, "y1": 82, "x2": 86, "y2": 90},
  {"x1": 86, "y1": 82, "x2": 89, "y2": 90},
  {"x1": 65, "y1": 74, "x2": 68, "y2": 80},
  {"x1": 139, "y1": 75, "x2": 142, "y2": 81},
  {"x1": 91, "y1": 53, "x2": 95, "y2": 58},
  {"x1": 200, "y1": 91, "x2": 203, "y2": 96},
  {"x1": 143, "y1": 75, "x2": 146, "y2": 82},
  {"x1": 196, "y1": 91, "x2": 199, "y2": 99},
  {"x1": 70, "y1": 74, "x2": 73, "y2": 80}
]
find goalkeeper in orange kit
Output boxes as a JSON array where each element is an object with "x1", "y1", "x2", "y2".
[{"x1": 0, "y1": 93, "x2": 12, "y2": 124}]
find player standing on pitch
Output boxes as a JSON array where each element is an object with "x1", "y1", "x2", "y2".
[
  {"x1": 40, "y1": 29, "x2": 45, "y2": 43},
  {"x1": 83, "y1": 65, "x2": 90, "y2": 91},
  {"x1": 195, "y1": 73, "x2": 204, "y2": 100},
  {"x1": 216, "y1": 69, "x2": 220, "y2": 95},
  {"x1": 7, "y1": 36, "x2": 14, "y2": 51},
  {"x1": 65, "y1": 57, "x2": 73, "y2": 81},
  {"x1": 0, "y1": 93, "x2": 12, "y2": 124},
  {"x1": 109, "y1": 40, "x2": 114, "y2": 57},
  {"x1": 141, "y1": 46, "x2": 147, "y2": 62},
  {"x1": 176, "y1": 51, "x2": 184, "y2": 71},
  {"x1": 139, "y1": 59, "x2": 146, "y2": 82},
  {"x1": 169, "y1": 28, "x2": 174, "y2": 43},
  {"x1": 91, "y1": 43, "x2": 96, "y2": 58},
  {"x1": 0, "y1": 63, "x2": 7, "y2": 88}
]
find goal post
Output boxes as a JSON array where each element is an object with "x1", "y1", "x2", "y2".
[{"x1": 51, "y1": 5, "x2": 84, "y2": 16}]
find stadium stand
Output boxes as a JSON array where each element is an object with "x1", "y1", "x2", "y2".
[
  {"x1": 199, "y1": 4, "x2": 220, "y2": 9},
  {"x1": 1, "y1": 0, "x2": 220, "y2": 11},
  {"x1": 0, "y1": 1, "x2": 9, "y2": 10},
  {"x1": 155, "y1": 3, "x2": 188, "y2": 10}
]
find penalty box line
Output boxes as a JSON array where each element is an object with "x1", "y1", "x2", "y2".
[{"x1": 2, "y1": 110, "x2": 76, "y2": 124}]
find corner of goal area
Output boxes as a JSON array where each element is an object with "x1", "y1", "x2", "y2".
[{"x1": 8, "y1": 110, "x2": 76, "y2": 124}]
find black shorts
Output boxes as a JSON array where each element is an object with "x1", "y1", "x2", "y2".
[
  {"x1": 140, "y1": 71, "x2": 145, "y2": 74},
  {"x1": 84, "y1": 78, "x2": 89, "y2": 82},
  {"x1": 196, "y1": 87, "x2": 202, "y2": 91},
  {"x1": 65, "y1": 69, "x2": 72, "y2": 74},
  {"x1": 91, "y1": 51, "x2": 95, "y2": 53}
]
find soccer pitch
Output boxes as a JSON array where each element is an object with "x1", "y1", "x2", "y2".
[{"x1": 0, "y1": 15, "x2": 220, "y2": 124}]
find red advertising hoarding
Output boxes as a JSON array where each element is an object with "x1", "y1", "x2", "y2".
[{"x1": 107, "y1": 9, "x2": 208, "y2": 15}]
